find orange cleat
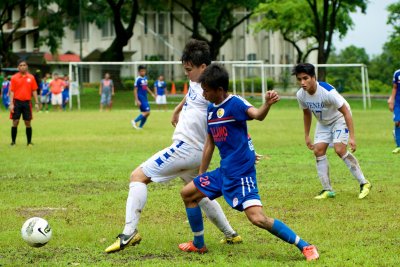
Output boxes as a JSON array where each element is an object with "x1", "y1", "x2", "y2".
[
  {"x1": 302, "y1": 245, "x2": 319, "y2": 261},
  {"x1": 178, "y1": 241, "x2": 208, "y2": 254}
]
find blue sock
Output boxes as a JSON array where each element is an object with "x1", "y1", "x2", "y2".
[
  {"x1": 186, "y1": 206, "x2": 204, "y2": 248},
  {"x1": 139, "y1": 117, "x2": 147, "y2": 128},
  {"x1": 134, "y1": 114, "x2": 143, "y2": 123},
  {"x1": 395, "y1": 125, "x2": 400, "y2": 147},
  {"x1": 270, "y1": 219, "x2": 309, "y2": 251}
]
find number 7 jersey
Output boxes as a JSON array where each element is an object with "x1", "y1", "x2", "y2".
[{"x1": 296, "y1": 81, "x2": 351, "y2": 125}]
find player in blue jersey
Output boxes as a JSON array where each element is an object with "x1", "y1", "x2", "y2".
[
  {"x1": 178, "y1": 64, "x2": 319, "y2": 261},
  {"x1": 62, "y1": 74, "x2": 70, "y2": 111},
  {"x1": 293, "y1": 63, "x2": 371, "y2": 199},
  {"x1": 153, "y1": 75, "x2": 168, "y2": 111},
  {"x1": 131, "y1": 65, "x2": 155, "y2": 129},
  {"x1": 1, "y1": 75, "x2": 11, "y2": 110},
  {"x1": 388, "y1": 69, "x2": 400, "y2": 154},
  {"x1": 39, "y1": 73, "x2": 51, "y2": 112}
]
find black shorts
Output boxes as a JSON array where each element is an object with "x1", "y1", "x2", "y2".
[{"x1": 10, "y1": 99, "x2": 32, "y2": 121}]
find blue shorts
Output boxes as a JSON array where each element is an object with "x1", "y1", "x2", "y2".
[
  {"x1": 193, "y1": 168, "x2": 262, "y2": 211},
  {"x1": 393, "y1": 103, "x2": 400, "y2": 122},
  {"x1": 140, "y1": 100, "x2": 150, "y2": 112}
]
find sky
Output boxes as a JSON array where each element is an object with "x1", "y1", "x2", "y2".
[{"x1": 332, "y1": 0, "x2": 397, "y2": 56}]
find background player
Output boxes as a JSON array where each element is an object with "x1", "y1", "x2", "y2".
[
  {"x1": 9, "y1": 60, "x2": 39, "y2": 146},
  {"x1": 105, "y1": 39, "x2": 242, "y2": 253},
  {"x1": 388, "y1": 68, "x2": 400, "y2": 154},
  {"x1": 1, "y1": 75, "x2": 10, "y2": 110},
  {"x1": 293, "y1": 63, "x2": 371, "y2": 199},
  {"x1": 153, "y1": 75, "x2": 168, "y2": 111},
  {"x1": 99, "y1": 72, "x2": 115, "y2": 112},
  {"x1": 178, "y1": 64, "x2": 319, "y2": 261},
  {"x1": 131, "y1": 65, "x2": 155, "y2": 129}
]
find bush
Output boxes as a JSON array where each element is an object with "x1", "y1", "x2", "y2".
[{"x1": 368, "y1": 79, "x2": 391, "y2": 93}]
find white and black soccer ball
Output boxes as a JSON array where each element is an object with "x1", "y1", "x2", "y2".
[{"x1": 21, "y1": 217, "x2": 52, "y2": 247}]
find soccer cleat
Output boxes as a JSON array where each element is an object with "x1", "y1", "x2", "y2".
[
  {"x1": 392, "y1": 147, "x2": 400, "y2": 154},
  {"x1": 358, "y1": 181, "x2": 372, "y2": 199},
  {"x1": 10, "y1": 142, "x2": 16, "y2": 146},
  {"x1": 220, "y1": 233, "x2": 243, "y2": 244},
  {"x1": 27, "y1": 143, "x2": 34, "y2": 147},
  {"x1": 178, "y1": 241, "x2": 208, "y2": 254},
  {"x1": 131, "y1": 120, "x2": 139, "y2": 130},
  {"x1": 302, "y1": 245, "x2": 319, "y2": 261},
  {"x1": 104, "y1": 231, "x2": 142, "y2": 253},
  {"x1": 314, "y1": 190, "x2": 336, "y2": 199}
]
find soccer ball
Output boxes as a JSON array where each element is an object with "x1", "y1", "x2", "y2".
[{"x1": 21, "y1": 217, "x2": 52, "y2": 247}]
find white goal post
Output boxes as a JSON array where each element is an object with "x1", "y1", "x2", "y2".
[{"x1": 232, "y1": 63, "x2": 371, "y2": 109}]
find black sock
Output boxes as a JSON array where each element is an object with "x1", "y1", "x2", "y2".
[
  {"x1": 26, "y1": 127, "x2": 32, "y2": 144},
  {"x1": 11, "y1": 127, "x2": 17, "y2": 143}
]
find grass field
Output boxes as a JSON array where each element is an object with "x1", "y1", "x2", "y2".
[{"x1": 0, "y1": 94, "x2": 399, "y2": 266}]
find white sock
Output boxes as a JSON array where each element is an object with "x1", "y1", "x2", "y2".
[
  {"x1": 342, "y1": 152, "x2": 367, "y2": 184},
  {"x1": 122, "y1": 182, "x2": 148, "y2": 235},
  {"x1": 316, "y1": 155, "x2": 332, "y2": 191},
  {"x1": 198, "y1": 197, "x2": 236, "y2": 237}
]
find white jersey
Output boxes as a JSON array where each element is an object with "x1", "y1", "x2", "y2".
[
  {"x1": 172, "y1": 81, "x2": 208, "y2": 150},
  {"x1": 296, "y1": 81, "x2": 351, "y2": 125}
]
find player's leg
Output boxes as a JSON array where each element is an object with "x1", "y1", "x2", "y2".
[
  {"x1": 244, "y1": 206, "x2": 319, "y2": 261},
  {"x1": 104, "y1": 167, "x2": 150, "y2": 253},
  {"x1": 333, "y1": 120, "x2": 371, "y2": 199},
  {"x1": 10, "y1": 101, "x2": 21, "y2": 145},
  {"x1": 22, "y1": 101, "x2": 33, "y2": 146},
  {"x1": 313, "y1": 123, "x2": 335, "y2": 199},
  {"x1": 392, "y1": 104, "x2": 400, "y2": 153},
  {"x1": 139, "y1": 111, "x2": 150, "y2": 128},
  {"x1": 313, "y1": 142, "x2": 334, "y2": 199},
  {"x1": 179, "y1": 180, "x2": 209, "y2": 253}
]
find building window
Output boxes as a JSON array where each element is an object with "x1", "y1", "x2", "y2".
[
  {"x1": 101, "y1": 19, "x2": 115, "y2": 38},
  {"x1": 20, "y1": 36, "x2": 26, "y2": 50},
  {"x1": 33, "y1": 31, "x2": 40, "y2": 49},
  {"x1": 144, "y1": 14, "x2": 148, "y2": 34},
  {"x1": 169, "y1": 12, "x2": 174, "y2": 34},
  {"x1": 158, "y1": 13, "x2": 165, "y2": 35},
  {"x1": 74, "y1": 21, "x2": 89, "y2": 41}
]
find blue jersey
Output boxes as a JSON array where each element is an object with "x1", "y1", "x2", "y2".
[
  {"x1": 154, "y1": 80, "x2": 167, "y2": 95},
  {"x1": 2, "y1": 80, "x2": 10, "y2": 97},
  {"x1": 392, "y1": 69, "x2": 400, "y2": 103},
  {"x1": 135, "y1": 76, "x2": 148, "y2": 102},
  {"x1": 207, "y1": 95, "x2": 255, "y2": 177},
  {"x1": 41, "y1": 81, "x2": 50, "y2": 96}
]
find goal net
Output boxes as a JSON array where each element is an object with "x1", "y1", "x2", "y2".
[
  {"x1": 67, "y1": 60, "x2": 265, "y2": 110},
  {"x1": 232, "y1": 63, "x2": 371, "y2": 109}
]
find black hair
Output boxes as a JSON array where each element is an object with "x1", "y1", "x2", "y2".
[
  {"x1": 292, "y1": 63, "x2": 316, "y2": 77},
  {"x1": 198, "y1": 63, "x2": 229, "y2": 92},
  {"x1": 181, "y1": 39, "x2": 212, "y2": 67},
  {"x1": 138, "y1": 65, "x2": 146, "y2": 71},
  {"x1": 17, "y1": 59, "x2": 27, "y2": 65}
]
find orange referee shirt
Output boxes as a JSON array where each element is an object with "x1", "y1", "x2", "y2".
[{"x1": 10, "y1": 72, "x2": 38, "y2": 101}]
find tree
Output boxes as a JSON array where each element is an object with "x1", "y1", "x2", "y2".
[
  {"x1": 0, "y1": 0, "x2": 65, "y2": 67},
  {"x1": 171, "y1": 0, "x2": 261, "y2": 60},
  {"x1": 254, "y1": 0, "x2": 368, "y2": 80}
]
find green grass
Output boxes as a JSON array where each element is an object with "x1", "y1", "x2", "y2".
[{"x1": 0, "y1": 96, "x2": 399, "y2": 266}]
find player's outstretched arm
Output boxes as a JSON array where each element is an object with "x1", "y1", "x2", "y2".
[
  {"x1": 338, "y1": 104, "x2": 356, "y2": 152},
  {"x1": 247, "y1": 90, "x2": 280, "y2": 121},
  {"x1": 199, "y1": 134, "x2": 215, "y2": 174}
]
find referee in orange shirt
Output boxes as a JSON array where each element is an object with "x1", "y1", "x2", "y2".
[{"x1": 9, "y1": 60, "x2": 39, "y2": 146}]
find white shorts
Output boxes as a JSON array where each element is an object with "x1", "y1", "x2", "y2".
[
  {"x1": 141, "y1": 140, "x2": 202, "y2": 183},
  {"x1": 314, "y1": 118, "x2": 349, "y2": 145},
  {"x1": 51, "y1": 93, "x2": 62, "y2": 105},
  {"x1": 156, "y1": 95, "x2": 167, "y2": 104}
]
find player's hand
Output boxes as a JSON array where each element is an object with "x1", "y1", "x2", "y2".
[
  {"x1": 305, "y1": 136, "x2": 314, "y2": 150},
  {"x1": 255, "y1": 152, "x2": 262, "y2": 164},
  {"x1": 265, "y1": 90, "x2": 280, "y2": 106},
  {"x1": 171, "y1": 112, "x2": 179, "y2": 127},
  {"x1": 35, "y1": 103, "x2": 39, "y2": 112},
  {"x1": 9, "y1": 103, "x2": 14, "y2": 113},
  {"x1": 136, "y1": 100, "x2": 141, "y2": 107},
  {"x1": 348, "y1": 138, "x2": 357, "y2": 152}
]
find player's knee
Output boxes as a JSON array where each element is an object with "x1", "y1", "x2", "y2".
[
  {"x1": 130, "y1": 167, "x2": 150, "y2": 184},
  {"x1": 395, "y1": 121, "x2": 400, "y2": 128}
]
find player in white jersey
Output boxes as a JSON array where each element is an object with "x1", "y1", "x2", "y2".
[
  {"x1": 293, "y1": 63, "x2": 372, "y2": 200},
  {"x1": 105, "y1": 39, "x2": 242, "y2": 253}
]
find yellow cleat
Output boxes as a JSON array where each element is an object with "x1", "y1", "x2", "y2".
[
  {"x1": 314, "y1": 190, "x2": 335, "y2": 199},
  {"x1": 105, "y1": 231, "x2": 142, "y2": 253},
  {"x1": 358, "y1": 181, "x2": 372, "y2": 199},
  {"x1": 220, "y1": 233, "x2": 243, "y2": 244}
]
